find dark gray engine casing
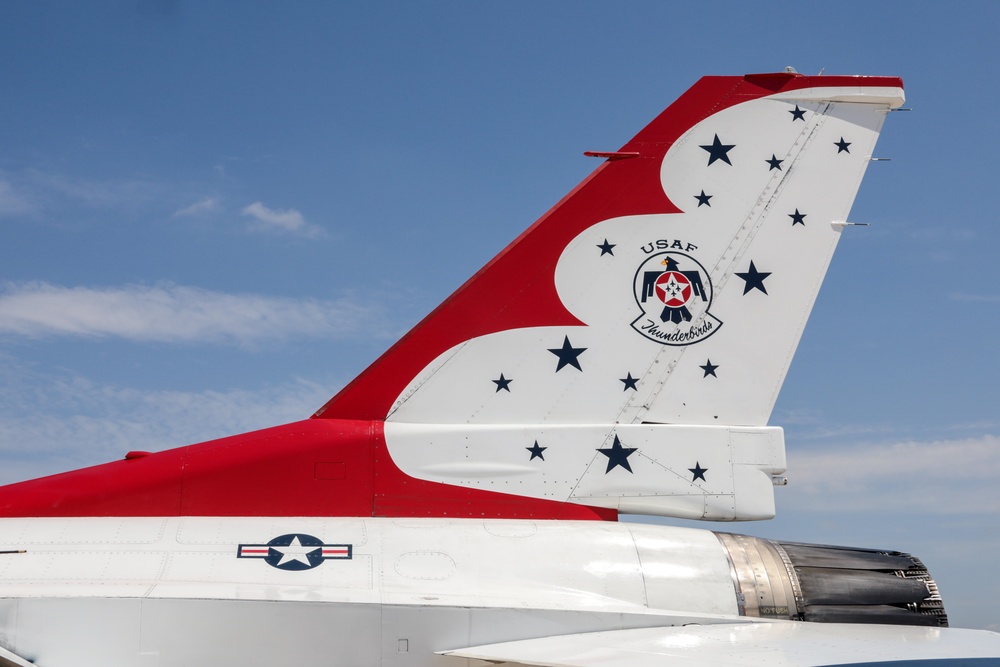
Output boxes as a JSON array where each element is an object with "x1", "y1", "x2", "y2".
[{"x1": 714, "y1": 532, "x2": 947, "y2": 627}]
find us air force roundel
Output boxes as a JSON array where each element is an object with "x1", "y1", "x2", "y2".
[
  {"x1": 632, "y1": 251, "x2": 722, "y2": 345},
  {"x1": 237, "y1": 533, "x2": 353, "y2": 571}
]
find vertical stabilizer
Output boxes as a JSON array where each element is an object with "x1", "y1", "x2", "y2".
[{"x1": 318, "y1": 74, "x2": 904, "y2": 430}]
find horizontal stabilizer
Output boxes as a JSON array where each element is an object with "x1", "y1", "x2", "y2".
[{"x1": 386, "y1": 422, "x2": 786, "y2": 519}]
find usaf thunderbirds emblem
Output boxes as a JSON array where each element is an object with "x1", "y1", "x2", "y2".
[
  {"x1": 632, "y1": 251, "x2": 722, "y2": 345},
  {"x1": 237, "y1": 533, "x2": 352, "y2": 571}
]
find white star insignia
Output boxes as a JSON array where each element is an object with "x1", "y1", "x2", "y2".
[{"x1": 272, "y1": 536, "x2": 320, "y2": 567}]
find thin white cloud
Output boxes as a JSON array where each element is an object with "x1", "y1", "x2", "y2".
[
  {"x1": 241, "y1": 201, "x2": 324, "y2": 237},
  {"x1": 0, "y1": 362, "x2": 337, "y2": 484},
  {"x1": 0, "y1": 179, "x2": 35, "y2": 216},
  {"x1": 0, "y1": 282, "x2": 382, "y2": 344},
  {"x1": 786, "y1": 435, "x2": 1000, "y2": 514},
  {"x1": 23, "y1": 168, "x2": 164, "y2": 210},
  {"x1": 173, "y1": 196, "x2": 220, "y2": 217}
]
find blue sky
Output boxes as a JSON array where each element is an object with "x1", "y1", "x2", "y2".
[{"x1": 1, "y1": 2, "x2": 998, "y2": 630}]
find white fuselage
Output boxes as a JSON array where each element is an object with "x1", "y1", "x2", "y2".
[{"x1": 0, "y1": 517, "x2": 752, "y2": 666}]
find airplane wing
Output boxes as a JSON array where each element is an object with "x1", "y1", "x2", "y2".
[
  {"x1": 440, "y1": 622, "x2": 1000, "y2": 667},
  {"x1": 0, "y1": 644, "x2": 36, "y2": 667}
]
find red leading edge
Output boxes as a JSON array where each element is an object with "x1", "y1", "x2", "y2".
[{"x1": 0, "y1": 73, "x2": 903, "y2": 520}]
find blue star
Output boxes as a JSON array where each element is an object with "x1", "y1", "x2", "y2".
[
  {"x1": 700, "y1": 134, "x2": 735, "y2": 166},
  {"x1": 492, "y1": 373, "x2": 512, "y2": 392},
  {"x1": 835, "y1": 137, "x2": 851, "y2": 153},
  {"x1": 526, "y1": 440, "x2": 547, "y2": 461},
  {"x1": 689, "y1": 461, "x2": 708, "y2": 482},
  {"x1": 789, "y1": 105, "x2": 806, "y2": 121},
  {"x1": 620, "y1": 373, "x2": 639, "y2": 391},
  {"x1": 700, "y1": 360, "x2": 718, "y2": 378},
  {"x1": 597, "y1": 435, "x2": 637, "y2": 474},
  {"x1": 694, "y1": 190, "x2": 712, "y2": 207},
  {"x1": 597, "y1": 239, "x2": 616, "y2": 256},
  {"x1": 735, "y1": 260, "x2": 771, "y2": 295},
  {"x1": 766, "y1": 154, "x2": 783, "y2": 171},
  {"x1": 548, "y1": 336, "x2": 586, "y2": 372},
  {"x1": 789, "y1": 209, "x2": 806, "y2": 226}
]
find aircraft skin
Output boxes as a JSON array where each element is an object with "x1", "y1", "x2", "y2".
[{"x1": 2, "y1": 71, "x2": 1000, "y2": 666}]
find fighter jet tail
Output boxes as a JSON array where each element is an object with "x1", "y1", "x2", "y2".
[{"x1": 0, "y1": 73, "x2": 904, "y2": 521}]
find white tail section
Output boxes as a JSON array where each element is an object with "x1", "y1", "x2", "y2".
[{"x1": 318, "y1": 74, "x2": 905, "y2": 520}]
